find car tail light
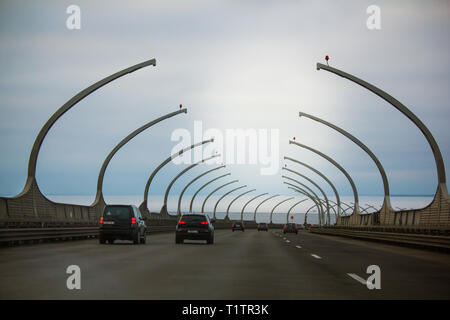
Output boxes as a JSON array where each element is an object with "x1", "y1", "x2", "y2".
[
  {"x1": 100, "y1": 217, "x2": 103, "y2": 224},
  {"x1": 258, "y1": 224, "x2": 260, "y2": 227},
  {"x1": 200, "y1": 221, "x2": 209, "y2": 225},
  {"x1": 232, "y1": 223, "x2": 235, "y2": 227},
  {"x1": 294, "y1": 225, "x2": 298, "y2": 229},
  {"x1": 284, "y1": 225, "x2": 287, "y2": 229},
  {"x1": 178, "y1": 220, "x2": 186, "y2": 224},
  {"x1": 131, "y1": 217, "x2": 136, "y2": 224}
]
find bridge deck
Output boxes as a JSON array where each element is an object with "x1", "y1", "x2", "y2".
[{"x1": 0, "y1": 230, "x2": 449, "y2": 299}]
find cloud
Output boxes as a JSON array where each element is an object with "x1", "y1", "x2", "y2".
[{"x1": 0, "y1": 0, "x2": 448, "y2": 207}]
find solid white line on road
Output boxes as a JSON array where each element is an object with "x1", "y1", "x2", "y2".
[
  {"x1": 311, "y1": 254, "x2": 322, "y2": 259},
  {"x1": 347, "y1": 273, "x2": 367, "y2": 285},
  {"x1": 285, "y1": 240, "x2": 290, "y2": 243},
  {"x1": 295, "y1": 245, "x2": 302, "y2": 249}
]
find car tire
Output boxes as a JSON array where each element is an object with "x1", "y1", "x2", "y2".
[
  {"x1": 99, "y1": 236, "x2": 106, "y2": 244},
  {"x1": 232, "y1": 229, "x2": 234, "y2": 232},
  {"x1": 140, "y1": 234, "x2": 146, "y2": 244},
  {"x1": 175, "y1": 236, "x2": 183, "y2": 244},
  {"x1": 133, "y1": 232, "x2": 139, "y2": 245},
  {"x1": 207, "y1": 235, "x2": 214, "y2": 244}
]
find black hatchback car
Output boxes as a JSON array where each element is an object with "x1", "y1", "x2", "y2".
[
  {"x1": 257, "y1": 223, "x2": 269, "y2": 231},
  {"x1": 283, "y1": 223, "x2": 298, "y2": 234},
  {"x1": 176, "y1": 214, "x2": 215, "y2": 244},
  {"x1": 99, "y1": 205, "x2": 147, "y2": 244},
  {"x1": 232, "y1": 221, "x2": 245, "y2": 232}
]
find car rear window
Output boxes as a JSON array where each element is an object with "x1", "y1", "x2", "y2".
[
  {"x1": 103, "y1": 206, "x2": 131, "y2": 220},
  {"x1": 181, "y1": 215, "x2": 207, "y2": 222}
]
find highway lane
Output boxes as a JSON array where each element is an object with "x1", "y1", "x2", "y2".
[
  {"x1": 0, "y1": 229, "x2": 449, "y2": 299},
  {"x1": 280, "y1": 230, "x2": 450, "y2": 299}
]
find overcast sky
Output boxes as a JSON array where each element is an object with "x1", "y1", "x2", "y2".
[{"x1": 0, "y1": 0, "x2": 449, "y2": 213}]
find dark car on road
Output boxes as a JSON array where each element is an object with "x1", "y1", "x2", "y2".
[
  {"x1": 232, "y1": 221, "x2": 245, "y2": 232},
  {"x1": 257, "y1": 223, "x2": 269, "y2": 231},
  {"x1": 283, "y1": 223, "x2": 298, "y2": 234},
  {"x1": 99, "y1": 205, "x2": 147, "y2": 244},
  {"x1": 176, "y1": 214, "x2": 215, "y2": 244}
]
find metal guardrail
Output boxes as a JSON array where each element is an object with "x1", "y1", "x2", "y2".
[
  {"x1": 0, "y1": 226, "x2": 177, "y2": 244},
  {"x1": 0, "y1": 221, "x2": 265, "y2": 245},
  {"x1": 0, "y1": 227, "x2": 99, "y2": 243},
  {"x1": 310, "y1": 227, "x2": 450, "y2": 252},
  {"x1": 316, "y1": 225, "x2": 450, "y2": 235}
]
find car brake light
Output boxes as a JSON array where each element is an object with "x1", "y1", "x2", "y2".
[
  {"x1": 131, "y1": 217, "x2": 136, "y2": 224},
  {"x1": 200, "y1": 221, "x2": 208, "y2": 225},
  {"x1": 100, "y1": 217, "x2": 103, "y2": 224},
  {"x1": 294, "y1": 225, "x2": 298, "y2": 229},
  {"x1": 178, "y1": 220, "x2": 186, "y2": 224},
  {"x1": 284, "y1": 225, "x2": 287, "y2": 229}
]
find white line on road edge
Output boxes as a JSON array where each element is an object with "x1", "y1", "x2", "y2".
[
  {"x1": 347, "y1": 273, "x2": 367, "y2": 285},
  {"x1": 296, "y1": 245, "x2": 302, "y2": 249},
  {"x1": 311, "y1": 254, "x2": 322, "y2": 259}
]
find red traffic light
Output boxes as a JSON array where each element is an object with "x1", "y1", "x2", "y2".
[
  {"x1": 325, "y1": 55, "x2": 329, "y2": 61},
  {"x1": 179, "y1": 104, "x2": 182, "y2": 109},
  {"x1": 293, "y1": 137, "x2": 296, "y2": 140}
]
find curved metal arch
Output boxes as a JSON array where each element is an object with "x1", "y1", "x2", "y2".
[
  {"x1": 317, "y1": 63, "x2": 447, "y2": 193},
  {"x1": 316, "y1": 198, "x2": 337, "y2": 223},
  {"x1": 176, "y1": 165, "x2": 226, "y2": 216},
  {"x1": 201, "y1": 180, "x2": 239, "y2": 213},
  {"x1": 305, "y1": 204, "x2": 318, "y2": 225},
  {"x1": 160, "y1": 154, "x2": 219, "y2": 216},
  {"x1": 213, "y1": 185, "x2": 247, "y2": 219},
  {"x1": 282, "y1": 176, "x2": 324, "y2": 225},
  {"x1": 189, "y1": 174, "x2": 231, "y2": 213},
  {"x1": 342, "y1": 206, "x2": 353, "y2": 216},
  {"x1": 226, "y1": 189, "x2": 256, "y2": 219},
  {"x1": 360, "y1": 206, "x2": 372, "y2": 214},
  {"x1": 365, "y1": 204, "x2": 381, "y2": 212},
  {"x1": 349, "y1": 202, "x2": 373, "y2": 216},
  {"x1": 299, "y1": 111, "x2": 393, "y2": 212},
  {"x1": 328, "y1": 198, "x2": 352, "y2": 212},
  {"x1": 286, "y1": 198, "x2": 309, "y2": 224},
  {"x1": 19, "y1": 58, "x2": 156, "y2": 198},
  {"x1": 284, "y1": 156, "x2": 341, "y2": 217},
  {"x1": 140, "y1": 138, "x2": 214, "y2": 213},
  {"x1": 285, "y1": 183, "x2": 323, "y2": 225},
  {"x1": 254, "y1": 195, "x2": 280, "y2": 221},
  {"x1": 283, "y1": 167, "x2": 331, "y2": 224},
  {"x1": 93, "y1": 109, "x2": 187, "y2": 206},
  {"x1": 240, "y1": 193, "x2": 268, "y2": 221},
  {"x1": 287, "y1": 186, "x2": 321, "y2": 225},
  {"x1": 289, "y1": 140, "x2": 360, "y2": 215},
  {"x1": 270, "y1": 197, "x2": 294, "y2": 224}
]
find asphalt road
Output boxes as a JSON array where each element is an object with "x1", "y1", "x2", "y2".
[{"x1": 0, "y1": 229, "x2": 449, "y2": 299}]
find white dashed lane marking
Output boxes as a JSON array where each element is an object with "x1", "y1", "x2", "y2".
[
  {"x1": 295, "y1": 245, "x2": 302, "y2": 249},
  {"x1": 311, "y1": 254, "x2": 322, "y2": 259},
  {"x1": 347, "y1": 273, "x2": 367, "y2": 285}
]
